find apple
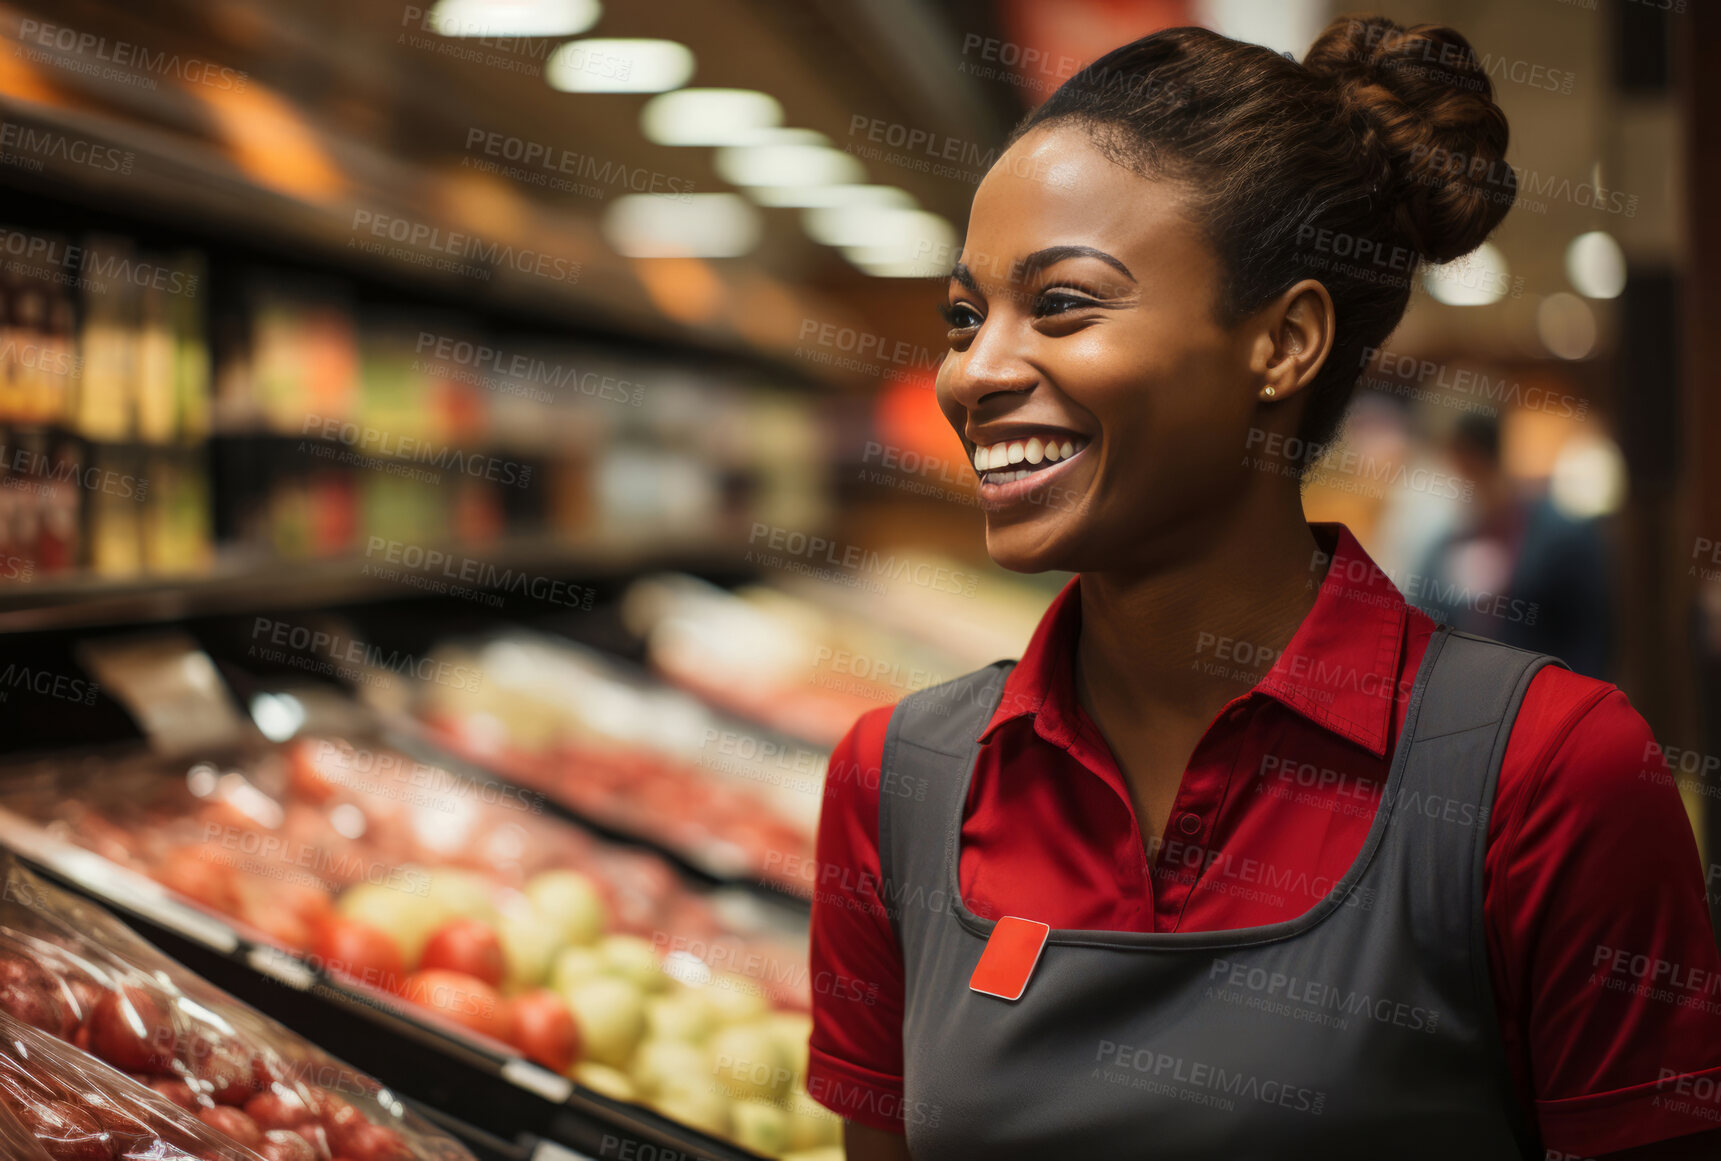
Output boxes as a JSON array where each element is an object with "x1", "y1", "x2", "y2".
[
  {"x1": 524, "y1": 871, "x2": 607, "y2": 947},
  {"x1": 400, "y1": 969, "x2": 515, "y2": 1044},
  {"x1": 243, "y1": 1091, "x2": 313, "y2": 1130},
  {"x1": 596, "y1": 936, "x2": 665, "y2": 993},
  {"x1": 698, "y1": 975, "x2": 767, "y2": 1025},
  {"x1": 418, "y1": 919, "x2": 505, "y2": 988},
  {"x1": 558, "y1": 976, "x2": 644, "y2": 1068},
  {"x1": 419, "y1": 869, "x2": 497, "y2": 927},
  {"x1": 496, "y1": 905, "x2": 559, "y2": 991},
  {"x1": 628, "y1": 1038, "x2": 706, "y2": 1100},
  {"x1": 649, "y1": 1081, "x2": 728, "y2": 1138},
  {"x1": 336, "y1": 1123, "x2": 410, "y2": 1161},
  {"x1": 729, "y1": 1099, "x2": 790, "y2": 1155},
  {"x1": 763, "y1": 1011, "x2": 812, "y2": 1078},
  {"x1": 188, "y1": 1034, "x2": 256, "y2": 1105},
  {"x1": 505, "y1": 990, "x2": 580, "y2": 1073},
  {"x1": 705, "y1": 1023, "x2": 790, "y2": 1102},
  {"x1": 146, "y1": 1077, "x2": 202, "y2": 1112},
  {"x1": 569, "y1": 1062, "x2": 636, "y2": 1101},
  {"x1": 311, "y1": 917, "x2": 405, "y2": 994},
  {"x1": 335, "y1": 884, "x2": 445, "y2": 967},
  {"x1": 644, "y1": 991, "x2": 716, "y2": 1044},
  {"x1": 784, "y1": 1089, "x2": 841, "y2": 1150},
  {"x1": 548, "y1": 947, "x2": 605, "y2": 995}
]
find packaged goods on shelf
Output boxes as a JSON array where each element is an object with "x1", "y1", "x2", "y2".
[
  {"x1": 0, "y1": 853, "x2": 473, "y2": 1161},
  {"x1": 412, "y1": 631, "x2": 819, "y2": 884},
  {"x1": 0, "y1": 732, "x2": 833, "y2": 1157}
]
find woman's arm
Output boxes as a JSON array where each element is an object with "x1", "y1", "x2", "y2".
[{"x1": 845, "y1": 1119, "x2": 913, "y2": 1161}]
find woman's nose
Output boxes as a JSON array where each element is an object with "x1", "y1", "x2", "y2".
[{"x1": 939, "y1": 322, "x2": 1039, "y2": 412}]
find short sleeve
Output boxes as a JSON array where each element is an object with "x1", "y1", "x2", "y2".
[
  {"x1": 805, "y1": 704, "x2": 909, "y2": 1134},
  {"x1": 1485, "y1": 669, "x2": 1721, "y2": 1156}
]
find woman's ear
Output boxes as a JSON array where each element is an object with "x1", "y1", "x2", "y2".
[{"x1": 1253, "y1": 279, "x2": 1335, "y2": 402}]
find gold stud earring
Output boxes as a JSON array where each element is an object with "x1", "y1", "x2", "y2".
[{"x1": 1261, "y1": 385, "x2": 1276, "y2": 399}]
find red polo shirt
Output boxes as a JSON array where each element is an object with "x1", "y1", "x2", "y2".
[{"x1": 806, "y1": 523, "x2": 1721, "y2": 1157}]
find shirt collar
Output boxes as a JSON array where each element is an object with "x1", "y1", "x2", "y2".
[{"x1": 976, "y1": 523, "x2": 1409, "y2": 758}]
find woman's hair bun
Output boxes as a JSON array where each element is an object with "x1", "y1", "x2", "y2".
[{"x1": 1304, "y1": 14, "x2": 1514, "y2": 264}]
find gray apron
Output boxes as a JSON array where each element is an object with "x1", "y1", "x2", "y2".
[{"x1": 878, "y1": 627, "x2": 1558, "y2": 1159}]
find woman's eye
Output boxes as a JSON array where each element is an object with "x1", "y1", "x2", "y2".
[
  {"x1": 939, "y1": 302, "x2": 981, "y2": 330},
  {"x1": 1034, "y1": 291, "x2": 1097, "y2": 318}
]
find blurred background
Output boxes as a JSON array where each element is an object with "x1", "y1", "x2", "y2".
[{"x1": 0, "y1": 1, "x2": 1712, "y2": 1159}]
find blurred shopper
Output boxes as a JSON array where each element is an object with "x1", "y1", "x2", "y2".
[
  {"x1": 1412, "y1": 412, "x2": 1613, "y2": 679},
  {"x1": 808, "y1": 14, "x2": 1720, "y2": 1161}
]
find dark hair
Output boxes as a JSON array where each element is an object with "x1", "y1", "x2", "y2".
[{"x1": 1003, "y1": 14, "x2": 1515, "y2": 473}]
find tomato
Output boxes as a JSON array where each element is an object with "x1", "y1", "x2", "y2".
[
  {"x1": 506, "y1": 989, "x2": 581, "y2": 1073},
  {"x1": 398, "y1": 970, "x2": 514, "y2": 1045},
  {"x1": 417, "y1": 919, "x2": 505, "y2": 988},
  {"x1": 256, "y1": 1129, "x2": 319, "y2": 1161},
  {"x1": 12, "y1": 1099, "x2": 113, "y2": 1161},
  {"x1": 243, "y1": 1090, "x2": 313, "y2": 1130},
  {"x1": 197, "y1": 1106, "x2": 261, "y2": 1148},
  {"x1": 337, "y1": 1123, "x2": 411, "y2": 1161},
  {"x1": 311, "y1": 917, "x2": 406, "y2": 994},
  {"x1": 87, "y1": 987, "x2": 178, "y2": 1073}
]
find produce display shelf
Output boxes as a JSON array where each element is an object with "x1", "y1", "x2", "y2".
[
  {"x1": 0, "y1": 533, "x2": 749, "y2": 633},
  {"x1": 0, "y1": 815, "x2": 775, "y2": 1161}
]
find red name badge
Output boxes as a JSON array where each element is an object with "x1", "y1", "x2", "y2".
[{"x1": 969, "y1": 916, "x2": 1051, "y2": 1001}]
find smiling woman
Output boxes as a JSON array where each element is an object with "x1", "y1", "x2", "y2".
[{"x1": 809, "y1": 13, "x2": 1721, "y2": 1161}]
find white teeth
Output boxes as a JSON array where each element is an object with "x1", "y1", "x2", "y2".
[
  {"x1": 1007, "y1": 441, "x2": 1025, "y2": 465},
  {"x1": 1044, "y1": 441, "x2": 1062, "y2": 462},
  {"x1": 1025, "y1": 437, "x2": 1044, "y2": 464},
  {"x1": 1060, "y1": 440, "x2": 1074, "y2": 459},
  {"x1": 988, "y1": 442, "x2": 1009, "y2": 467},
  {"x1": 972, "y1": 447, "x2": 989, "y2": 471}
]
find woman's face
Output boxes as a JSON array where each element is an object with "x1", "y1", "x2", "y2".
[{"x1": 935, "y1": 123, "x2": 1273, "y2": 574}]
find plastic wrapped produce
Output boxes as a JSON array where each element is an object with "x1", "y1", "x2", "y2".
[{"x1": 0, "y1": 853, "x2": 474, "y2": 1161}]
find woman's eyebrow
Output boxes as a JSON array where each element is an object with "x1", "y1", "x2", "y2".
[
  {"x1": 945, "y1": 246, "x2": 1136, "y2": 290},
  {"x1": 1018, "y1": 245, "x2": 1135, "y2": 282}
]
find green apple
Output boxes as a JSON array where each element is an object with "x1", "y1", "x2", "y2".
[
  {"x1": 729, "y1": 1099, "x2": 789, "y2": 1155},
  {"x1": 598, "y1": 934, "x2": 666, "y2": 992},
  {"x1": 645, "y1": 990, "x2": 718, "y2": 1044},
  {"x1": 561, "y1": 975, "x2": 646, "y2": 1067},
  {"x1": 498, "y1": 903, "x2": 561, "y2": 991},
  {"x1": 629, "y1": 1037, "x2": 707, "y2": 1099},
  {"x1": 652, "y1": 1081, "x2": 729, "y2": 1138},
  {"x1": 785, "y1": 1089, "x2": 841, "y2": 1150},
  {"x1": 336, "y1": 881, "x2": 445, "y2": 966},
  {"x1": 421, "y1": 866, "x2": 498, "y2": 925},
  {"x1": 550, "y1": 946, "x2": 607, "y2": 994},
  {"x1": 525, "y1": 870, "x2": 608, "y2": 946},
  {"x1": 571, "y1": 1061, "x2": 637, "y2": 1101},
  {"x1": 706, "y1": 1022, "x2": 790, "y2": 1102},
  {"x1": 763, "y1": 1011, "x2": 811, "y2": 1078}
]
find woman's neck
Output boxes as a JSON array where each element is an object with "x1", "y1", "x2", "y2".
[{"x1": 1074, "y1": 504, "x2": 1327, "y2": 727}]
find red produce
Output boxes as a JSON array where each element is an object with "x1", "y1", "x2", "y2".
[
  {"x1": 188, "y1": 1033, "x2": 256, "y2": 1105},
  {"x1": 397, "y1": 971, "x2": 513, "y2": 1044},
  {"x1": 338, "y1": 1123, "x2": 410, "y2": 1161},
  {"x1": 11, "y1": 1098, "x2": 114, "y2": 1161},
  {"x1": 416, "y1": 920, "x2": 504, "y2": 988},
  {"x1": 257, "y1": 1129, "x2": 319, "y2": 1161},
  {"x1": 197, "y1": 1104, "x2": 261, "y2": 1148},
  {"x1": 0, "y1": 957, "x2": 75, "y2": 1038},
  {"x1": 87, "y1": 987, "x2": 178, "y2": 1073},
  {"x1": 145, "y1": 1076, "x2": 201, "y2": 1111},
  {"x1": 244, "y1": 1090, "x2": 313, "y2": 1130},
  {"x1": 505, "y1": 990, "x2": 580, "y2": 1073},
  {"x1": 317, "y1": 1092, "x2": 366, "y2": 1154},
  {"x1": 310, "y1": 918, "x2": 404, "y2": 993}
]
